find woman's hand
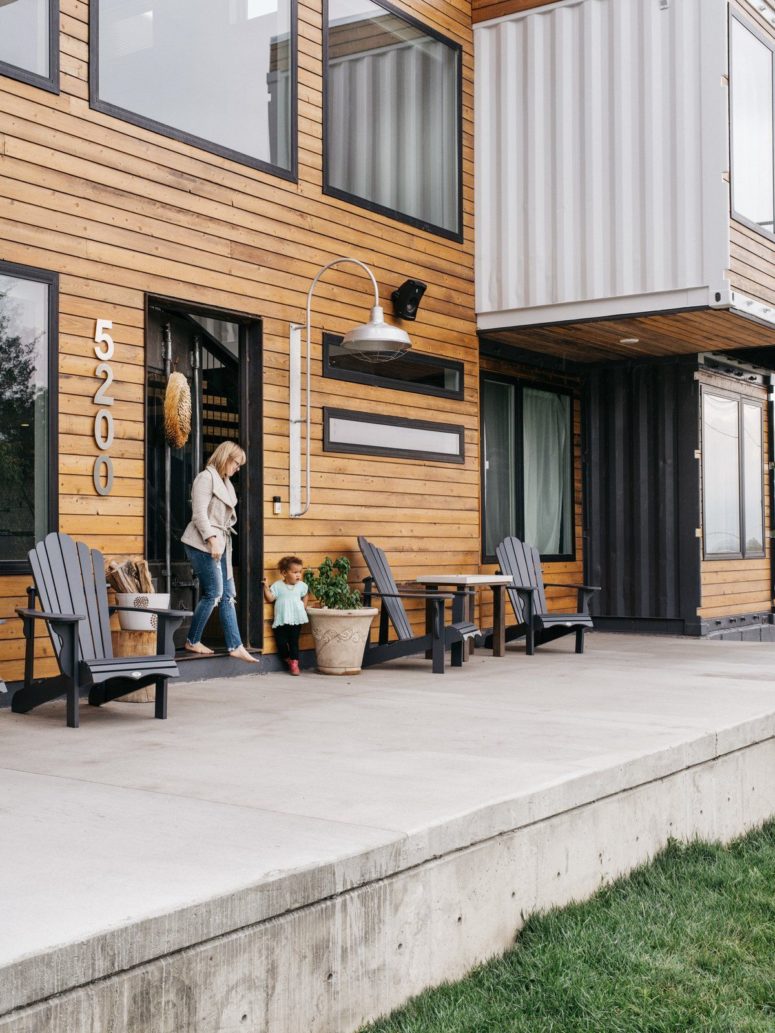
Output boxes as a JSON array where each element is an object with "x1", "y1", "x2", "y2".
[{"x1": 207, "y1": 536, "x2": 222, "y2": 561}]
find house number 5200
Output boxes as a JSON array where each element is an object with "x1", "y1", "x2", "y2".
[{"x1": 93, "y1": 319, "x2": 115, "y2": 496}]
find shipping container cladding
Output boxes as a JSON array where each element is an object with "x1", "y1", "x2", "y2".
[{"x1": 475, "y1": 0, "x2": 775, "y2": 640}]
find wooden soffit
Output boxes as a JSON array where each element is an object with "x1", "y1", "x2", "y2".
[
  {"x1": 473, "y1": 0, "x2": 556, "y2": 25},
  {"x1": 479, "y1": 307, "x2": 775, "y2": 364}
]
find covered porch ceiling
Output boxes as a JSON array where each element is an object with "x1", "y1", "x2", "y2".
[{"x1": 479, "y1": 306, "x2": 775, "y2": 365}]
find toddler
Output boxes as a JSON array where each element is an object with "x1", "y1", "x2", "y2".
[{"x1": 262, "y1": 556, "x2": 309, "y2": 675}]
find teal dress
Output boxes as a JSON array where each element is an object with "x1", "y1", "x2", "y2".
[{"x1": 270, "y1": 580, "x2": 309, "y2": 628}]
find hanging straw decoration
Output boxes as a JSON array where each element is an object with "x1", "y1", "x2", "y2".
[{"x1": 163, "y1": 371, "x2": 191, "y2": 449}]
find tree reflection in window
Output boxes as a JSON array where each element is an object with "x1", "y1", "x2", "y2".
[{"x1": 0, "y1": 273, "x2": 50, "y2": 564}]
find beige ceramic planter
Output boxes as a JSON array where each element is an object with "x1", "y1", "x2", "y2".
[{"x1": 307, "y1": 607, "x2": 378, "y2": 675}]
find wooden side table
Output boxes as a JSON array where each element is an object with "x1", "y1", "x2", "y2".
[
  {"x1": 110, "y1": 629, "x2": 157, "y2": 702},
  {"x1": 415, "y1": 575, "x2": 513, "y2": 657}
]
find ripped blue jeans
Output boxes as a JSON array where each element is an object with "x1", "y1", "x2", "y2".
[{"x1": 184, "y1": 544, "x2": 242, "y2": 651}]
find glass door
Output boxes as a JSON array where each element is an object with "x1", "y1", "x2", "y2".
[{"x1": 146, "y1": 300, "x2": 262, "y2": 650}]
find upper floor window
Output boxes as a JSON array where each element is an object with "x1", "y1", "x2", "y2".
[
  {"x1": 0, "y1": 0, "x2": 59, "y2": 93},
  {"x1": 324, "y1": 0, "x2": 462, "y2": 240},
  {"x1": 0, "y1": 262, "x2": 57, "y2": 570},
  {"x1": 730, "y1": 15, "x2": 775, "y2": 236},
  {"x1": 481, "y1": 376, "x2": 574, "y2": 562},
  {"x1": 701, "y1": 388, "x2": 764, "y2": 559},
  {"x1": 92, "y1": 0, "x2": 295, "y2": 177}
]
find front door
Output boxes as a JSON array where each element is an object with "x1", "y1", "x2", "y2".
[{"x1": 145, "y1": 298, "x2": 262, "y2": 651}]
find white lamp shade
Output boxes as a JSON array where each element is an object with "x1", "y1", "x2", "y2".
[{"x1": 340, "y1": 306, "x2": 411, "y2": 354}]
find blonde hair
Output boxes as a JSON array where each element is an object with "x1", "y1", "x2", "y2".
[{"x1": 208, "y1": 441, "x2": 246, "y2": 479}]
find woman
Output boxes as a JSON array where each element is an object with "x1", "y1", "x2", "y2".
[{"x1": 181, "y1": 441, "x2": 257, "y2": 663}]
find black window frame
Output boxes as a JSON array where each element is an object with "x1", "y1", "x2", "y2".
[
  {"x1": 729, "y1": 10, "x2": 775, "y2": 244},
  {"x1": 0, "y1": 0, "x2": 60, "y2": 94},
  {"x1": 89, "y1": 0, "x2": 298, "y2": 182},
  {"x1": 324, "y1": 407, "x2": 464, "y2": 464},
  {"x1": 0, "y1": 259, "x2": 59, "y2": 575},
  {"x1": 322, "y1": 0, "x2": 464, "y2": 242},
  {"x1": 700, "y1": 385, "x2": 765, "y2": 561},
  {"x1": 323, "y1": 332, "x2": 464, "y2": 400},
  {"x1": 480, "y1": 372, "x2": 576, "y2": 565}
]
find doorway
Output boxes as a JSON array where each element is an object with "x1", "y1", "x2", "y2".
[{"x1": 145, "y1": 298, "x2": 263, "y2": 651}]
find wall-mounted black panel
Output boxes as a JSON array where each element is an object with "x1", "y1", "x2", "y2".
[{"x1": 584, "y1": 360, "x2": 701, "y2": 626}]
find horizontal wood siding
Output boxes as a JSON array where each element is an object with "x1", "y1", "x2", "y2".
[
  {"x1": 697, "y1": 369, "x2": 773, "y2": 620},
  {"x1": 478, "y1": 354, "x2": 584, "y2": 631},
  {"x1": 0, "y1": 0, "x2": 479, "y2": 679}
]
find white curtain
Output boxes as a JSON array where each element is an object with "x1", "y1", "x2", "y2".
[{"x1": 523, "y1": 389, "x2": 571, "y2": 554}]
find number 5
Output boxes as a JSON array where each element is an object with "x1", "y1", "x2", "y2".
[{"x1": 94, "y1": 319, "x2": 114, "y2": 360}]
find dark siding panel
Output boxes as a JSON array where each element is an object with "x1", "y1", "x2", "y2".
[{"x1": 584, "y1": 361, "x2": 701, "y2": 623}]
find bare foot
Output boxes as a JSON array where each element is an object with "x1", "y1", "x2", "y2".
[
  {"x1": 184, "y1": 641, "x2": 214, "y2": 655},
  {"x1": 230, "y1": 645, "x2": 259, "y2": 664}
]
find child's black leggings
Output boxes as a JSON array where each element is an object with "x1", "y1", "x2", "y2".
[{"x1": 274, "y1": 623, "x2": 301, "y2": 662}]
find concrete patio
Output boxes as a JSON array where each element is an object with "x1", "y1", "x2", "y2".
[{"x1": 1, "y1": 633, "x2": 774, "y2": 1033}]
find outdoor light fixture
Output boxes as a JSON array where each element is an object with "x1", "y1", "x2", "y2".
[
  {"x1": 289, "y1": 257, "x2": 412, "y2": 518},
  {"x1": 391, "y1": 278, "x2": 427, "y2": 321}
]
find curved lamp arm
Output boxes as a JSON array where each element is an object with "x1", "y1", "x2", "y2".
[{"x1": 291, "y1": 257, "x2": 381, "y2": 519}]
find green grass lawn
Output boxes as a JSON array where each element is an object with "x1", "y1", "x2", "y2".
[{"x1": 361, "y1": 822, "x2": 775, "y2": 1033}]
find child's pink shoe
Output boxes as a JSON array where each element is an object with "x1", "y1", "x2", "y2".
[{"x1": 288, "y1": 659, "x2": 300, "y2": 676}]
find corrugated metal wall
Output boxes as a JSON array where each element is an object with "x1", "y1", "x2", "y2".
[
  {"x1": 474, "y1": 0, "x2": 729, "y2": 321},
  {"x1": 584, "y1": 360, "x2": 701, "y2": 626}
]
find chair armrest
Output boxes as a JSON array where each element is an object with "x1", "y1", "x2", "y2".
[
  {"x1": 16, "y1": 607, "x2": 84, "y2": 623},
  {"x1": 371, "y1": 590, "x2": 457, "y2": 600},
  {"x1": 509, "y1": 585, "x2": 538, "y2": 594},
  {"x1": 110, "y1": 606, "x2": 192, "y2": 618},
  {"x1": 544, "y1": 583, "x2": 601, "y2": 592}
]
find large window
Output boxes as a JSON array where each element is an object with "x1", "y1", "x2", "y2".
[
  {"x1": 481, "y1": 377, "x2": 574, "y2": 561},
  {"x1": 0, "y1": 0, "x2": 59, "y2": 92},
  {"x1": 324, "y1": 0, "x2": 461, "y2": 239},
  {"x1": 730, "y1": 15, "x2": 775, "y2": 236},
  {"x1": 92, "y1": 0, "x2": 295, "y2": 177},
  {"x1": 0, "y1": 263, "x2": 57, "y2": 569},
  {"x1": 702, "y1": 389, "x2": 764, "y2": 558}
]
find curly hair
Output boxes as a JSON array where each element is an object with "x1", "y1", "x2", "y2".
[{"x1": 278, "y1": 555, "x2": 304, "y2": 573}]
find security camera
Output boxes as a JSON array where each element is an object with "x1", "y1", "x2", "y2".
[{"x1": 391, "y1": 279, "x2": 427, "y2": 321}]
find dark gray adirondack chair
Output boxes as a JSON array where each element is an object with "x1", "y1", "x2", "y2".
[
  {"x1": 358, "y1": 536, "x2": 478, "y2": 673},
  {"x1": 489, "y1": 537, "x2": 600, "y2": 655},
  {"x1": 14, "y1": 532, "x2": 190, "y2": 728}
]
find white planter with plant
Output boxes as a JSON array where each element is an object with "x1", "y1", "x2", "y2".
[{"x1": 304, "y1": 557, "x2": 377, "y2": 675}]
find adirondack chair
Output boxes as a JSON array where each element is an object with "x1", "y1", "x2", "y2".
[
  {"x1": 13, "y1": 532, "x2": 190, "y2": 728},
  {"x1": 484, "y1": 537, "x2": 600, "y2": 655},
  {"x1": 358, "y1": 536, "x2": 478, "y2": 673}
]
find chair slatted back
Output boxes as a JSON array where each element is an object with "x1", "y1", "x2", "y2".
[
  {"x1": 496, "y1": 537, "x2": 548, "y2": 623},
  {"x1": 29, "y1": 533, "x2": 113, "y2": 663},
  {"x1": 358, "y1": 536, "x2": 414, "y2": 641}
]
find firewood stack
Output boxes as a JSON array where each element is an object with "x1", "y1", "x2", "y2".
[{"x1": 105, "y1": 558, "x2": 155, "y2": 594}]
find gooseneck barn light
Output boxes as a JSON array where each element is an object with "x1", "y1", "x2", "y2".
[{"x1": 289, "y1": 257, "x2": 412, "y2": 518}]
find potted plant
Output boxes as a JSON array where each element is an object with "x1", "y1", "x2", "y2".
[{"x1": 304, "y1": 556, "x2": 378, "y2": 675}]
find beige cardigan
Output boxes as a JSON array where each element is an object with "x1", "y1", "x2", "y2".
[{"x1": 181, "y1": 466, "x2": 238, "y2": 580}]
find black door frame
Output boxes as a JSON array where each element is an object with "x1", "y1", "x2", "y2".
[{"x1": 144, "y1": 295, "x2": 264, "y2": 651}]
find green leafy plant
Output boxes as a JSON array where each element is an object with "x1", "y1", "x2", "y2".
[{"x1": 304, "y1": 556, "x2": 362, "y2": 609}]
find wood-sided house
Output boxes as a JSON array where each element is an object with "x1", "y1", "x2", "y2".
[
  {"x1": 0, "y1": 0, "x2": 483, "y2": 683},
  {"x1": 475, "y1": 0, "x2": 775, "y2": 641}
]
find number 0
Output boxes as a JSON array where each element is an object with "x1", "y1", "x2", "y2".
[{"x1": 93, "y1": 455, "x2": 114, "y2": 496}]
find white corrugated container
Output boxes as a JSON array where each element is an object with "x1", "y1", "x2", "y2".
[{"x1": 475, "y1": 0, "x2": 731, "y2": 329}]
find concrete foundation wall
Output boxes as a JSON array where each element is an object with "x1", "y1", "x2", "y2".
[{"x1": 4, "y1": 737, "x2": 773, "y2": 1033}]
